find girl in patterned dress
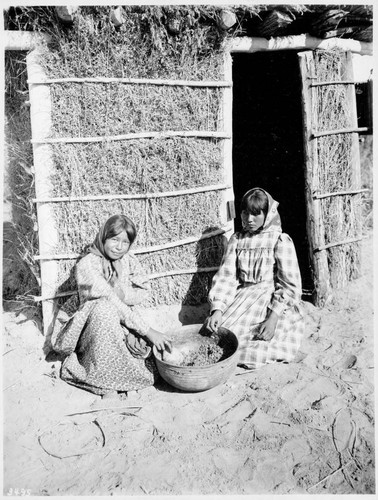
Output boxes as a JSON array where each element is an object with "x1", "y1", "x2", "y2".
[
  {"x1": 52, "y1": 215, "x2": 172, "y2": 398},
  {"x1": 203, "y1": 188, "x2": 305, "y2": 369}
]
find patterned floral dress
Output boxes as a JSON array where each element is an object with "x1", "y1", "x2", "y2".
[
  {"x1": 52, "y1": 252, "x2": 158, "y2": 395},
  {"x1": 209, "y1": 191, "x2": 305, "y2": 369}
]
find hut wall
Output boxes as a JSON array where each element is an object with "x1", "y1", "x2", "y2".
[
  {"x1": 36, "y1": 82, "x2": 232, "y2": 311},
  {"x1": 24, "y1": 9, "x2": 236, "y2": 334}
]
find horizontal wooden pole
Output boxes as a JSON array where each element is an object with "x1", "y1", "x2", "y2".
[
  {"x1": 31, "y1": 130, "x2": 231, "y2": 144},
  {"x1": 311, "y1": 80, "x2": 357, "y2": 87},
  {"x1": 314, "y1": 236, "x2": 365, "y2": 252},
  {"x1": 32, "y1": 266, "x2": 220, "y2": 302},
  {"x1": 33, "y1": 183, "x2": 232, "y2": 204},
  {"x1": 312, "y1": 127, "x2": 368, "y2": 138},
  {"x1": 3, "y1": 30, "x2": 52, "y2": 50},
  {"x1": 313, "y1": 188, "x2": 370, "y2": 200},
  {"x1": 34, "y1": 226, "x2": 232, "y2": 261},
  {"x1": 28, "y1": 76, "x2": 232, "y2": 88},
  {"x1": 227, "y1": 34, "x2": 373, "y2": 56},
  {"x1": 149, "y1": 266, "x2": 219, "y2": 280}
]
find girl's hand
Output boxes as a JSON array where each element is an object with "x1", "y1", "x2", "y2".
[
  {"x1": 204, "y1": 310, "x2": 222, "y2": 334},
  {"x1": 256, "y1": 310, "x2": 279, "y2": 341},
  {"x1": 145, "y1": 328, "x2": 172, "y2": 352}
]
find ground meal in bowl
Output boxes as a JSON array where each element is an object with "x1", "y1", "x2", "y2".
[{"x1": 179, "y1": 334, "x2": 235, "y2": 367}]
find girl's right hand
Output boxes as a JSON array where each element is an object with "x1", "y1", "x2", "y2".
[
  {"x1": 145, "y1": 328, "x2": 172, "y2": 352},
  {"x1": 205, "y1": 310, "x2": 222, "y2": 333}
]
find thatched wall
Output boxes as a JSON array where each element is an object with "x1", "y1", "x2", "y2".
[
  {"x1": 31, "y1": 6, "x2": 230, "y2": 307},
  {"x1": 314, "y1": 50, "x2": 362, "y2": 288}
]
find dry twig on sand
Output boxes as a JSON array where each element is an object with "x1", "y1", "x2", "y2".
[{"x1": 307, "y1": 459, "x2": 354, "y2": 491}]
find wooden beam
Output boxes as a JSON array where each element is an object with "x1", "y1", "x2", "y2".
[
  {"x1": 3, "y1": 30, "x2": 51, "y2": 51},
  {"x1": 221, "y1": 48, "x2": 235, "y2": 233},
  {"x1": 228, "y1": 34, "x2": 373, "y2": 56},
  {"x1": 33, "y1": 183, "x2": 232, "y2": 204},
  {"x1": 313, "y1": 188, "x2": 369, "y2": 200},
  {"x1": 311, "y1": 80, "x2": 357, "y2": 87},
  {"x1": 32, "y1": 266, "x2": 222, "y2": 302},
  {"x1": 343, "y1": 51, "x2": 363, "y2": 278},
  {"x1": 34, "y1": 227, "x2": 233, "y2": 261},
  {"x1": 312, "y1": 127, "x2": 368, "y2": 138},
  {"x1": 298, "y1": 51, "x2": 331, "y2": 307},
  {"x1": 27, "y1": 77, "x2": 233, "y2": 88},
  {"x1": 26, "y1": 49, "x2": 58, "y2": 336},
  {"x1": 31, "y1": 130, "x2": 231, "y2": 144},
  {"x1": 314, "y1": 237, "x2": 364, "y2": 252}
]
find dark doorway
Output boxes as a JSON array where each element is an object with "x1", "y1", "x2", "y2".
[{"x1": 232, "y1": 50, "x2": 313, "y2": 295}]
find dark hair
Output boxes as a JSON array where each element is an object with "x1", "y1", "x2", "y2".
[
  {"x1": 241, "y1": 189, "x2": 269, "y2": 216},
  {"x1": 102, "y1": 215, "x2": 137, "y2": 245}
]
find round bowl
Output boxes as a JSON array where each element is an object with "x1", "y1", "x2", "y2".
[{"x1": 153, "y1": 324, "x2": 239, "y2": 392}]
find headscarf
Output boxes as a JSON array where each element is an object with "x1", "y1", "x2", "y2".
[
  {"x1": 87, "y1": 224, "x2": 125, "y2": 300},
  {"x1": 241, "y1": 187, "x2": 282, "y2": 234}
]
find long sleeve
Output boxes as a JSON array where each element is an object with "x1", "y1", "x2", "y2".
[
  {"x1": 76, "y1": 254, "x2": 150, "y2": 335},
  {"x1": 208, "y1": 233, "x2": 240, "y2": 313},
  {"x1": 269, "y1": 233, "x2": 302, "y2": 316}
]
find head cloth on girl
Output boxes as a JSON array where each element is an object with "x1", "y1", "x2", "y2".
[
  {"x1": 241, "y1": 188, "x2": 282, "y2": 234},
  {"x1": 87, "y1": 215, "x2": 136, "y2": 286}
]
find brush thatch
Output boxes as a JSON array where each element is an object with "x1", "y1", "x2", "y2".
[
  {"x1": 314, "y1": 50, "x2": 362, "y2": 288},
  {"x1": 32, "y1": 7, "x2": 229, "y2": 307}
]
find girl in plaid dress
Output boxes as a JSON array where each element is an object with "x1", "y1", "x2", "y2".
[{"x1": 204, "y1": 188, "x2": 304, "y2": 369}]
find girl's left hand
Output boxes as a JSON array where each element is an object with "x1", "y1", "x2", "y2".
[{"x1": 256, "y1": 311, "x2": 279, "y2": 341}]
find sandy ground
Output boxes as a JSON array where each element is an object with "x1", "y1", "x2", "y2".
[{"x1": 2, "y1": 235, "x2": 375, "y2": 496}]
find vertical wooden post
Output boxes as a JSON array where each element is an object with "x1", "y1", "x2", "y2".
[
  {"x1": 26, "y1": 48, "x2": 59, "y2": 335},
  {"x1": 344, "y1": 52, "x2": 363, "y2": 247},
  {"x1": 342, "y1": 52, "x2": 362, "y2": 275},
  {"x1": 298, "y1": 51, "x2": 331, "y2": 306},
  {"x1": 222, "y1": 49, "x2": 235, "y2": 236}
]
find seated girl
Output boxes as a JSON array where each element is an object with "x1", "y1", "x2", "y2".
[
  {"x1": 203, "y1": 188, "x2": 305, "y2": 369},
  {"x1": 52, "y1": 214, "x2": 172, "y2": 399}
]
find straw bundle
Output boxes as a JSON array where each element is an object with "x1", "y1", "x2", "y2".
[
  {"x1": 314, "y1": 50, "x2": 362, "y2": 288},
  {"x1": 4, "y1": 51, "x2": 40, "y2": 300}
]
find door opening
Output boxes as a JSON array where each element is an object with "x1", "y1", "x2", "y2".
[{"x1": 232, "y1": 50, "x2": 313, "y2": 296}]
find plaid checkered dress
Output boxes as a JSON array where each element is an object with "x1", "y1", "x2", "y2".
[{"x1": 209, "y1": 193, "x2": 304, "y2": 369}]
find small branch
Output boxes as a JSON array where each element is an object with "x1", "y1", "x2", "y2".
[
  {"x1": 235, "y1": 369, "x2": 255, "y2": 376},
  {"x1": 28, "y1": 76, "x2": 233, "y2": 88},
  {"x1": 312, "y1": 127, "x2": 368, "y2": 138},
  {"x1": 31, "y1": 130, "x2": 231, "y2": 144},
  {"x1": 314, "y1": 236, "x2": 365, "y2": 252},
  {"x1": 66, "y1": 406, "x2": 141, "y2": 416},
  {"x1": 307, "y1": 459, "x2": 354, "y2": 491},
  {"x1": 32, "y1": 266, "x2": 221, "y2": 302},
  {"x1": 33, "y1": 183, "x2": 231, "y2": 204},
  {"x1": 149, "y1": 266, "x2": 219, "y2": 280},
  {"x1": 204, "y1": 395, "x2": 248, "y2": 424},
  {"x1": 38, "y1": 419, "x2": 106, "y2": 459},
  {"x1": 311, "y1": 80, "x2": 357, "y2": 86},
  {"x1": 313, "y1": 188, "x2": 370, "y2": 199},
  {"x1": 34, "y1": 226, "x2": 231, "y2": 261},
  {"x1": 3, "y1": 348, "x2": 16, "y2": 356}
]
